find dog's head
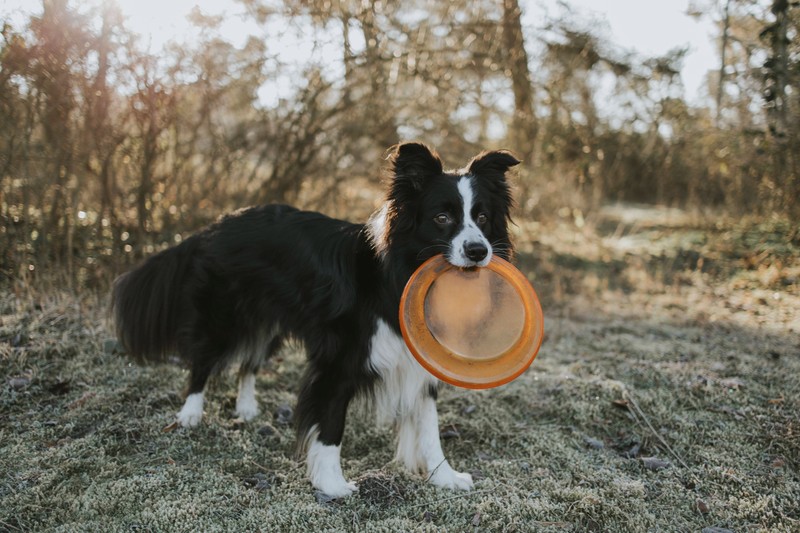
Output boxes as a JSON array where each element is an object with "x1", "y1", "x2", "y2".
[{"x1": 373, "y1": 142, "x2": 518, "y2": 269}]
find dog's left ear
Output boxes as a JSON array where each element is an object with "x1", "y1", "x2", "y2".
[{"x1": 468, "y1": 150, "x2": 520, "y2": 178}]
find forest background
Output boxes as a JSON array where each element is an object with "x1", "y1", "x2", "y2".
[{"x1": 1, "y1": 0, "x2": 797, "y2": 285}]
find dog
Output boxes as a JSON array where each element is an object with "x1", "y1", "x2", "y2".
[{"x1": 112, "y1": 142, "x2": 519, "y2": 497}]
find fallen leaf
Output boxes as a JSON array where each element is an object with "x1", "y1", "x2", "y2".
[
  {"x1": 696, "y1": 499, "x2": 710, "y2": 514},
  {"x1": 462, "y1": 404, "x2": 477, "y2": 415},
  {"x1": 8, "y1": 376, "x2": 30, "y2": 389},
  {"x1": 162, "y1": 421, "x2": 179, "y2": 433},
  {"x1": 441, "y1": 425, "x2": 460, "y2": 439},
  {"x1": 612, "y1": 399, "x2": 630, "y2": 411},
  {"x1": 642, "y1": 457, "x2": 671, "y2": 471},
  {"x1": 584, "y1": 436, "x2": 605, "y2": 450},
  {"x1": 719, "y1": 377, "x2": 745, "y2": 390}
]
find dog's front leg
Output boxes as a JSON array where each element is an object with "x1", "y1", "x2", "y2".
[
  {"x1": 305, "y1": 427, "x2": 357, "y2": 498},
  {"x1": 396, "y1": 393, "x2": 474, "y2": 491},
  {"x1": 297, "y1": 370, "x2": 358, "y2": 498}
]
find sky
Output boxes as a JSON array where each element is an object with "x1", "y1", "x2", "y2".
[
  {"x1": 0, "y1": 0, "x2": 719, "y2": 105},
  {"x1": 526, "y1": 0, "x2": 718, "y2": 104}
]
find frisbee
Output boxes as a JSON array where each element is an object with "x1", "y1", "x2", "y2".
[{"x1": 399, "y1": 254, "x2": 544, "y2": 389}]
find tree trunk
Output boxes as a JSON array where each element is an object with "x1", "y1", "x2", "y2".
[
  {"x1": 503, "y1": 0, "x2": 537, "y2": 164},
  {"x1": 716, "y1": 0, "x2": 731, "y2": 125},
  {"x1": 359, "y1": 0, "x2": 397, "y2": 147}
]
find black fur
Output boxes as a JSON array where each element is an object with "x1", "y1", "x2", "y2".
[{"x1": 112, "y1": 142, "x2": 518, "y2": 450}]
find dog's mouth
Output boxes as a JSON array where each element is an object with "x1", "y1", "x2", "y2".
[{"x1": 444, "y1": 253, "x2": 492, "y2": 271}]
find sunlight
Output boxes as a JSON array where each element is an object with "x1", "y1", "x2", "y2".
[
  {"x1": 99, "y1": 0, "x2": 717, "y2": 105},
  {"x1": 523, "y1": 0, "x2": 716, "y2": 104},
  {"x1": 100, "y1": 0, "x2": 346, "y2": 106},
  {"x1": 107, "y1": 0, "x2": 255, "y2": 50},
  {"x1": 1, "y1": 0, "x2": 717, "y2": 104}
]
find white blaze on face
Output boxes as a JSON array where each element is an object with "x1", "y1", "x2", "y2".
[{"x1": 449, "y1": 176, "x2": 492, "y2": 267}]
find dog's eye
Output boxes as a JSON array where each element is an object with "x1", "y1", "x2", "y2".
[
  {"x1": 476, "y1": 213, "x2": 488, "y2": 225},
  {"x1": 434, "y1": 213, "x2": 451, "y2": 225}
]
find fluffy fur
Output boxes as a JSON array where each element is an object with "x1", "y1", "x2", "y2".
[{"x1": 112, "y1": 142, "x2": 519, "y2": 497}]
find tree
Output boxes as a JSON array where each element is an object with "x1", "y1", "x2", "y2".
[
  {"x1": 761, "y1": 0, "x2": 799, "y2": 214},
  {"x1": 503, "y1": 0, "x2": 537, "y2": 165},
  {"x1": 1, "y1": 0, "x2": 797, "y2": 283}
]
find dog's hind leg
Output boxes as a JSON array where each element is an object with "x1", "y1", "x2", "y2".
[
  {"x1": 235, "y1": 334, "x2": 283, "y2": 421},
  {"x1": 235, "y1": 370, "x2": 259, "y2": 421},
  {"x1": 177, "y1": 360, "x2": 214, "y2": 427}
]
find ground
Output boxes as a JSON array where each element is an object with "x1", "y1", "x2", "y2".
[{"x1": 1, "y1": 205, "x2": 799, "y2": 532}]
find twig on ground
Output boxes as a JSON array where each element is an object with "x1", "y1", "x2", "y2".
[{"x1": 623, "y1": 389, "x2": 691, "y2": 471}]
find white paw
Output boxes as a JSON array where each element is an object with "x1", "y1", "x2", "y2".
[
  {"x1": 236, "y1": 374, "x2": 259, "y2": 421},
  {"x1": 177, "y1": 408, "x2": 203, "y2": 427},
  {"x1": 235, "y1": 399, "x2": 260, "y2": 421},
  {"x1": 177, "y1": 393, "x2": 204, "y2": 427},
  {"x1": 428, "y1": 463, "x2": 474, "y2": 491},
  {"x1": 315, "y1": 479, "x2": 358, "y2": 499},
  {"x1": 307, "y1": 438, "x2": 358, "y2": 498}
]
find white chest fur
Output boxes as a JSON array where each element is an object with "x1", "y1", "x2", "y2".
[{"x1": 368, "y1": 319, "x2": 437, "y2": 424}]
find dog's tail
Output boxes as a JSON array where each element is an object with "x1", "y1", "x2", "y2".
[{"x1": 111, "y1": 237, "x2": 200, "y2": 363}]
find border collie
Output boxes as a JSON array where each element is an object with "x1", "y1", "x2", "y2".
[{"x1": 112, "y1": 142, "x2": 519, "y2": 497}]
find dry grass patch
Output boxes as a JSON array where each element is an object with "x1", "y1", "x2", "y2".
[{"x1": 2, "y1": 208, "x2": 799, "y2": 532}]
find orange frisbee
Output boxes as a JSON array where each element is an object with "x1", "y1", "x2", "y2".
[{"x1": 399, "y1": 254, "x2": 544, "y2": 389}]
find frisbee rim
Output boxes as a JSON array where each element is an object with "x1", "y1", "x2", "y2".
[{"x1": 398, "y1": 254, "x2": 544, "y2": 389}]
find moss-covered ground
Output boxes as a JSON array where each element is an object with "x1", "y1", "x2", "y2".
[{"x1": 2, "y1": 206, "x2": 798, "y2": 532}]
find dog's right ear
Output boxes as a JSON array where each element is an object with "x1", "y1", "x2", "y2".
[{"x1": 388, "y1": 142, "x2": 443, "y2": 190}]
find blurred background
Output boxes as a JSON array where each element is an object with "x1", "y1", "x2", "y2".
[{"x1": 0, "y1": 0, "x2": 797, "y2": 289}]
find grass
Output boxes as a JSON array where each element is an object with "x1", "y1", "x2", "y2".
[{"x1": 1, "y1": 205, "x2": 799, "y2": 532}]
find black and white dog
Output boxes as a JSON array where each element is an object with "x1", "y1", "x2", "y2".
[{"x1": 112, "y1": 142, "x2": 518, "y2": 497}]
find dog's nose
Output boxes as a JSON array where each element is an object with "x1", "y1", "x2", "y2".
[{"x1": 463, "y1": 241, "x2": 488, "y2": 262}]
